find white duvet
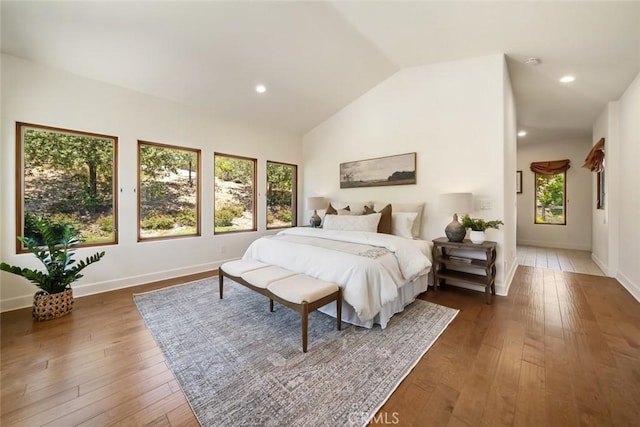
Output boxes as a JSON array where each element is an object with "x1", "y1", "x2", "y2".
[{"x1": 241, "y1": 227, "x2": 431, "y2": 321}]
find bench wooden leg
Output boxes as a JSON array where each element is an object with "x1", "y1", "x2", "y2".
[
  {"x1": 219, "y1": 272, "x2": 224, "y2": 299},
  {"x1": 302, "y1": 302, "x2": 309, "y2": 353}
]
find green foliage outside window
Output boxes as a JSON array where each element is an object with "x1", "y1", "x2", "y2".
[
  {"x1": 139, "y1": 142, "x2": 200, "y2": 239},
  {"x1": 267, "y1": 162, "x2": 296, "y2": 228},
  {"x1": 215, "y1": 156, "x2": 253, "y2": 184},
  {"x1": 535, "y1": 173, "x2": 566, "y2": 224},
  {"x1": 214, "y1": 154, "x2": 256, "y2": 233},
  {"x1": 19, "y1": 124, "x2": 117, "y2": 248}
]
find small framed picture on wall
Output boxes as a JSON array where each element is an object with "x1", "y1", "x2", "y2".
[{"x1": 516, "y1": 170, "x2": 523, "y2": 194}]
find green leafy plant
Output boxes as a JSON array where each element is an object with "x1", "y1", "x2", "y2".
[
  {"x1": 141, "y1": 212, "x2": 176, "y2": 230},
  {"x1": 215, "y1": 204, "x2": 244, "y2": 227},
  {"x1": 176, "y1": 209, "x2": 197, "y2": 227},
  {"x1": 274, "y1": 208, "x2": 292, "y2": 223},
  {"x1": 0, "y1": 216, "x2": 105, "y2": 294},
  {"x1": 461, "y1": 215, "x2": 504, "y2": 232},
  {"x1": 96, "y1": 214, "x2": 114, "y2": 233}
]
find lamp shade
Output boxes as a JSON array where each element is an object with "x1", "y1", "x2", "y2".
[
  {"x1": 439, "y1": 193, "x2": 472, "y2": 214},
  {"x1": 307, "y1": 196, "x2": 326, "y2": 210}
]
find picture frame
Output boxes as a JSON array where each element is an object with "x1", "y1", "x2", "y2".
[
  {"x1": 516, "y1": 170, "x2": 522, "y2": 194},
  {"x1": 340, "y1": 152, "x2": 416, "y2": 189}
]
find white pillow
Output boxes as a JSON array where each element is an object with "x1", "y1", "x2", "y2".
[
  {"x1": 391, "y1": 212, "x2": 418, "y2": 239},
  {"x1": 322, "y1": 213, "x2": 381, "y2": 232},
  {"x1": 375, "y1": 202, "x2": 424, "y2": 238}
]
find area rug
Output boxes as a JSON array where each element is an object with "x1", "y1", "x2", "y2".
[{"x1": 134, "y1": 278, "x2": 458, "y2": 426}]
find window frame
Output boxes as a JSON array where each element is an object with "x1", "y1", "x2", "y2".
[
  {"x1": 534, "y1": 171, "x2": 567, "y2": 226},
  {"x1": 15, "y1": 122, "x2": 119, "y2": 253},
  {"x1": 266, "y1": 160, "x2": 298, "y2": 230},
  {"x1": 597, "y1": 169, "x2": 605, "y2": 210},
  {"x1": 137, "y1": 140, "x2": 202, "y2": 242},
  {"x1": 213, "y1": 152, "x2": 257, "y2": 234}
]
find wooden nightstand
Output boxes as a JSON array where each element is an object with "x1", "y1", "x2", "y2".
[{"x1": 431, "y1": 237, "x2": 497, "y2": 304}]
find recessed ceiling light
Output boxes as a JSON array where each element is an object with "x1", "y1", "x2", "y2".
[
  {"x1": 559, "y1": 75, "x2": 575, "y2": 83},
  {"x1": 255, "y1": 84, "x2": 266, "y2": 94},
  {"x1": 518, "y1": 131, "x2": 527, "y2": 137}
]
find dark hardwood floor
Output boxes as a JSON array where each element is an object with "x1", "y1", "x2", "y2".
[{"x1": 2, "y1": 266, "x2": 639, "y2": 426}]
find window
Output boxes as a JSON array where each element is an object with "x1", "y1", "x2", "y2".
[
  {"x1": 535, "y1": 172, "x2": 566, "y2": 225},
  {"x1": 583, "y1": 138, "x2": 605, "y2": 209},
  {"x1": 597, "y1": 169, "x2": 605, "y2": 210},
  {"x1": 267, "y1": 161, "x2": 297, "y2": 229},
  {"x1": 214, "y1": 153, "x2": 256, "y2": 233},
  {"x1": 16, "y1": 122, "x2": 117, "y2": 252},
  {"x1": 138, "y1": 141, "x2": 200, "y2": 240}
]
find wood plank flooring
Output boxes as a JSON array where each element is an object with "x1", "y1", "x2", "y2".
[{"x1": 2, "y1": 266, "x2": 639, "y2": 426}]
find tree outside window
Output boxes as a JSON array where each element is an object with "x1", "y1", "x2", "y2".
[
  {"x1": 535, "y1": 172, "x2": 566, "y2": 225},
  {"x1": 267, "y1": 162, "x2": 297, "y2": 229},
  {"x1": 214, "y1": 153, "x2": 256, "y2": 233},
  {"x1": 138, "y1": 141, "x2": 200, "y2": 240},
  {"x1": 17, "y1": 122, "x2": 117, "y2": 252}
]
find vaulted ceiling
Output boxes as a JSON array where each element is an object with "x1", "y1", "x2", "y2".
[{"x1": 2, "y1": 1, "x2": 639, "y2": 145}]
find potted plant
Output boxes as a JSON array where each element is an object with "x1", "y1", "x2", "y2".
[
  {"x1": 0, "y1": 216, "x2": 105, "y2": 321},
  {"x1": 461, "y1": 215, "x2": 504, "y2": 244}
]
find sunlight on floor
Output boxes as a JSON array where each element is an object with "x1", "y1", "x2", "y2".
[{"x1": 516, "y1": 246, "x2": 605, "y2": 276}]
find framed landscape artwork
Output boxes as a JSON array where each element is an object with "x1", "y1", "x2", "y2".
[{"x1": 340, "y1": 152, "x2": 416, "y2": 189}]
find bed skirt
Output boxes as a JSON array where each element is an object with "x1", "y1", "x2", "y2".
[{"x1": 317, "y1": 272, "x2": 429, "y2": 329}]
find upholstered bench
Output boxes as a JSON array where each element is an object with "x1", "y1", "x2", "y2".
[{"x1": 219, "y1": 259, "x2": 342, "y2": 352}]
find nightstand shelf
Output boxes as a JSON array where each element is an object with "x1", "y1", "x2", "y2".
[
  {"x1": 432, "y1": 237, "x2": 497, "y2": 304},
  {"x1": 438, "y1": 255, "x2": 488, "y2": 269}
]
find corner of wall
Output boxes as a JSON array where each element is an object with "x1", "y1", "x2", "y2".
[
  {"x1": 617, "y1": 271, "x2": 640, "y2": 303},
  {"x1": 499, "y1": 257, "x2": 518, "y2": 296}
]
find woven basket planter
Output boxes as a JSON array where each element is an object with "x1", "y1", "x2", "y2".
[{"x1": 32, "y1": 288, "x2": 74, "y2": 321}]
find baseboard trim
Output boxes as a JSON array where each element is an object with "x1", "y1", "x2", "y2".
[
  {"x1": 502, "y1": 259, "x2": 518, "y2": 296},
  {"x1": 0, "y1": 295, "x2": 34, "y2": 313},
  {"x1": 591, "y1": 253, "x2": 613, "y2": 277},
  {"x1": 0, "y1": 258, "x2": 238, "y2": 313},
  {"x1": 516, "y1": 239, "x2": 591, "y2": 251},
  {"x1": 617, "y1": 270, "x2": 640, "y2": 303}
]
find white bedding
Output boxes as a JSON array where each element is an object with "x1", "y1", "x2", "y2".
[{"x1": 241, "y1": 227, "x2": 431, "y2": 324}]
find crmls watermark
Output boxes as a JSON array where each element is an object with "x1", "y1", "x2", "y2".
[{"x1": 348, "y1": 411, "x2": 400, "y2": 425}]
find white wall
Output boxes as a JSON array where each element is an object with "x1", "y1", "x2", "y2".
[
  {"x1": 302, "y1": 54, "x2": 517, "y2": 295},
  {"x1": 502, "y1": 59, "x2": 519, "y2": 289},
  {"x1": 516, "y1": 138, "x2": 593, "y2": 250},
  {"x1": 0, "y1": 54, "x2": 303, "y2": 311},
  {"x1": 591, "y1": 106, "x2": 611, "y2": 274},
  {"x1": 615, "y1": 71, "x2": 640, "y2": 300}
]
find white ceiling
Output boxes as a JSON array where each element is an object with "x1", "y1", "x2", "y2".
[{"x1": 2, "y1": 1, "x2": 639, "y2": 145}]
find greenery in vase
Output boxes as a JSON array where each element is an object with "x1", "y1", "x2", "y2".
[
  {"x1": 0, "y1": 216, "x2": 105, "y2": 294},
  {"x1": 461, "y1": 215, "x2": 504, "y2": 232}
]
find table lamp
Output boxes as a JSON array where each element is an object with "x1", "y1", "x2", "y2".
[
  {"x1": 439, "y1": 193, "x2": 472, "y2": 242},
  {"x1": 307, "y1": 197, "x2": 325, "y2": 227}
]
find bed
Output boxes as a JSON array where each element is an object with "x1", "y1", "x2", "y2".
[{"x1": 240, "y1": 201, "x2": 431, "y2": 328}]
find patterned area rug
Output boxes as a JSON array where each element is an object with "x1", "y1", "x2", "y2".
[{"x1": 134, "y1": 278, "x2": 458, "y2": 426}]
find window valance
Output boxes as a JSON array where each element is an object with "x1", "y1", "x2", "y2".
[
  {"x1": 530, "y1": 159, "x2": 571, "y2": 175},
  {"x1": 582, "y1": 138, "x2": 605, "y2": 172}
]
